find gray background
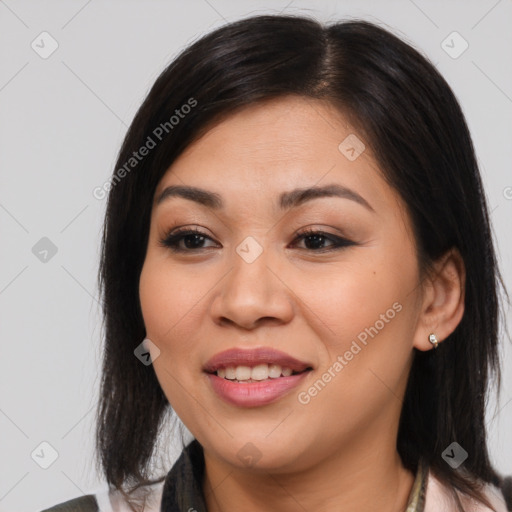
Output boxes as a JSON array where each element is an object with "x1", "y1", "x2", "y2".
[{"x1": 0, "y1": 1, "x2": 511, "y2": 511}]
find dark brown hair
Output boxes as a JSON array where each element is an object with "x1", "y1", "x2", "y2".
[{"x1": 95, "y1": 14, "x2": 510, "y2": 511}]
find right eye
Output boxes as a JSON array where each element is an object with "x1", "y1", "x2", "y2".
[{"x1": 158, "y1": 228, "x2": 218, "y2": 252}]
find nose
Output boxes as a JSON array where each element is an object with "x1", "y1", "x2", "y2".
[{"x1": 209, "y1": 242, "x2": 294, "y2": 331}]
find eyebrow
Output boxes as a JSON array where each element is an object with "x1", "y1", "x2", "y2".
[{"x1": 155, "y1": 183, "x2": 375, "y2": 213}]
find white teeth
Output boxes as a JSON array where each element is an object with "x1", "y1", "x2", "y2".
[
  {"x1": 251, "y1": 364, "x2": 269, "y2": 381},
  {"x1": 225, "y1": 366, "x2": 236, "y2": 379},
  {"x1": 268, "y1": 364, "x2": 282, "y2": 379},
  {"x1": 216, "y1": 364, "x2": 296, "y2": 380},
  {"x1": 235, "y1": 366, "x2": 252, "y2": 380}
]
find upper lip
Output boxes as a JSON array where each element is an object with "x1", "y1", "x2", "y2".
[{"x1": 203, "y1": 347, "x2": 313, "y2": 373}]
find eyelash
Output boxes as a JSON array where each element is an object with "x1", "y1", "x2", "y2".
[{"x1": 158, "y1": 227, "x2": 355, "y2": 253}]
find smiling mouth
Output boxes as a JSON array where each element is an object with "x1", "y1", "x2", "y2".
[{"x1": 207, "y1": 363, "x2": 313, "y2": 383}]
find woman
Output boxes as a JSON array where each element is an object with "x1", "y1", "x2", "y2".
[{"x1": 41, "y1": 14, "x2": 511, "y2": 512}]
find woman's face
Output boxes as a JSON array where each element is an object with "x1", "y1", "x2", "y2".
[{"x1": 139, "y1": 95, "x2": 430, "y2": 472}]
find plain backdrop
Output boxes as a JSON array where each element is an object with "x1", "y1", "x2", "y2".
[{"x1": 0, "y1": 1, "x2": 511, "y2": 511}]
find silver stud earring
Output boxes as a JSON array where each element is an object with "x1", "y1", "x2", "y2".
[{"x1": 428, "y1": 333, "x2": 439, "y2": 349}]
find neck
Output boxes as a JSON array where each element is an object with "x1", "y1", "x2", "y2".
[{"x1": 202, "y1": 430, "x2": 416, "y2": 512}]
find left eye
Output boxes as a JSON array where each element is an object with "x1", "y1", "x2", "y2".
[
  {"x1": 159, "y1": 228, "x2": 355, "y2": 253},
  {"x1": 293, "y1": 229, "x2": 354, "y2": 251}
]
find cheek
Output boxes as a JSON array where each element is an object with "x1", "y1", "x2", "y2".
[
  {"x1": 138, "y1": 257, "x2": 208, "y2": 418},
  {"x1": 300, "y1": 257, "x2": 411, "y2": 346},
  {"x1": 139, "y1": 257, "x2": 205, "y2": 357},
  {"x1": 298, "y1": 241, "x2": 419, "y2": 391},
  {"x1": 293, "y1": 271, "x2": 417, "y2": 440}
]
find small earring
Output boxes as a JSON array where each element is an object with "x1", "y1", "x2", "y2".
[{"x1": 428, "y1": 333, "x2": 439, "y2": 349}]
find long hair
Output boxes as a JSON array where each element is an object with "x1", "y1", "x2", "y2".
[{"x1": 95, "y1": 14, "x2": 509, "y2": 511}]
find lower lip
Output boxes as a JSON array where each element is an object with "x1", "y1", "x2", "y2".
[{"x1": 206, "y1": 371, "x2": 311, "y2": 407}]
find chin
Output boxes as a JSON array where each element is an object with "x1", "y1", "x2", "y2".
[{"x1": 203, "y1": 429, "x2": 314, "y2": 473}]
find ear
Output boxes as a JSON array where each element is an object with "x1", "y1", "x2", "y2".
[{"x1": 412, "y1": 248, "x2": 466, "y2": 351}]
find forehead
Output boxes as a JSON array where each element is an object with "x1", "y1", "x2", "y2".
[
  {"x1": 154, "y1": 95, "x2": 394, "y2": 214},
  {"x1": 172, "y1": 96, "x2": 357, "y2": 164}
]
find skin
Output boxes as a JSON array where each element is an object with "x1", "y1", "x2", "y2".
[{"x1": 138, "y1": 95, "x2": 465, "y2": 512}]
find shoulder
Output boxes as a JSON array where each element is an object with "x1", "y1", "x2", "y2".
[
  {"x1": 424, "y1": 470, "x2": 510, "y2": 512},
  {"x1": 39, "y1": 494, "x2": 99, "y2": 512},
  {"x1": 39, "y1": 479, "x2": 165, "y2": 512}
]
